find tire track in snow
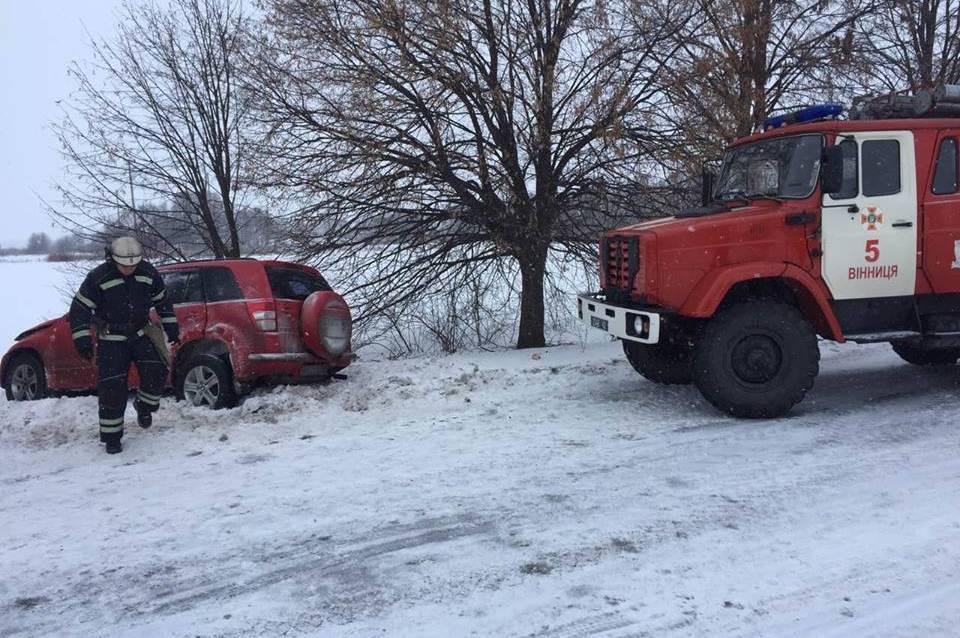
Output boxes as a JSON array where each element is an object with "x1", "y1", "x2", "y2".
[{"x1": 144, "y1": 515, "x2": 494, "y2": 617}]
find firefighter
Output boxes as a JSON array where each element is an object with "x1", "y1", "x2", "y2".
[{"x1": 68, "y1": 236, "x2": 180, "y2": 454}]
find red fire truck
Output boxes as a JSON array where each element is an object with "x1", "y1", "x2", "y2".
[{"x1": 579, "y1": 87, "x2": 960, "y2": 417}]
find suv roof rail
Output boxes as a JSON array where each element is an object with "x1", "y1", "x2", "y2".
[
  {"x1": 850, "y1": 85, "x2": 960, "y2": 120},
  {"x1": 161, "y1": 257, "x2": 260, "y2": 266}
]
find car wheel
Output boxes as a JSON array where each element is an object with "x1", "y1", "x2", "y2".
[
  {"x1": 176, "y1": 354, "x2": 236, "y2": 409},
  {"x1": 890, "y1": 341, "x2": 960, "y2": 366},
  {"x1": 692, "y1": 300, "x2": 819, "y2": 418},
  {"x1": 5, "y1": 353, "x2": 47, "y2": 401}
]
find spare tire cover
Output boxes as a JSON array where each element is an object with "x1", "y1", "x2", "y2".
[{"x1": 300, "y1": 291, "x2": 352, "y2": 358}]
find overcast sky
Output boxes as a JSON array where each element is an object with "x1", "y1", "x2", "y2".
[{"x1": 0, "y1": 1, "x2": 120, "y2": 248}]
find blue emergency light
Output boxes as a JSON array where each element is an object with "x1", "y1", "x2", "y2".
[{"x1": 763, "y1": 104, "x2": 843, "y2": 130}]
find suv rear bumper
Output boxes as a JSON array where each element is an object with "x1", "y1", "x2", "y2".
[
  {"x1": 577, "y1": 292, "x2": 662, "y2": 344},
  {"x1": 239, "y1": 351, "x2": 356, "y2": 381},
  {"x1": 248, "y1": 352, "x2": 358, "y2": 362},
  {"x1": 248, "y1": 353, "x2": 318, "y2": 362}
]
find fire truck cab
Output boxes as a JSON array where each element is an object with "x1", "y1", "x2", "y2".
[{"x1": 579, "y1": 87, "x2": 960, "y2": 417}]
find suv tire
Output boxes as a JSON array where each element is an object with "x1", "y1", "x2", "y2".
[
  {"x1": 4, "y1": 352, "x2": 46, "y2": 401},
  {"x1": 891, "y1": 341, "x2": 960, "y2": 366},
  {"x1": 623, "y1": 340, "x2": 692, "y2": 385},
  {"x1": 176, "y1": 354, "x2": 237, "y2": 409},
  {"x1": 692, "y1": 300, "x2": 819, "y2": 418}
]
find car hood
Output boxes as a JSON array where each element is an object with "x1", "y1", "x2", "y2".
[{"x1": 15, "y1": 317, "x2": 60, "y2": 341}]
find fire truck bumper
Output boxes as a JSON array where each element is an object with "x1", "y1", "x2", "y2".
[{"x1": 577, "y1": 292, "x2": 661, "y2": 344}]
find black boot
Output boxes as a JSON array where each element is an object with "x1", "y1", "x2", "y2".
[
  {"x1": 105, "y1": 440, "x2": 123, "y2": 454},
  {"x1": 134, "y1": 400, "x2": 152, "y2": 429}
]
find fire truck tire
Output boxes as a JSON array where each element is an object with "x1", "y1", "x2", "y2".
[
  {"x1": 692, "y1": 300, "x2": 819, "y2": 418},
  {"x1": 890, "y1": 341, "x2": 960, "y2": 366},
  {"x1": 622, "y1": 340, "x2": 692, "y2": 385}
]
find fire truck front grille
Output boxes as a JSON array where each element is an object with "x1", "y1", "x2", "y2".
[{"x1": 603, "y1": 236, "x2": 639, "y2": 303}]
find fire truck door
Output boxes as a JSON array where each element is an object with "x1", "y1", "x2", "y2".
[
  {"x1": 921, "y1": 133, "x2": 960, "y2": 293},
  {"x1": 821, "y1": 131, "x2": 918, "y2": 300}
]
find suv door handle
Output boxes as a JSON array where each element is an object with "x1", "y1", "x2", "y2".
[
  {"x1": 892, "y1": 221, "x2": 913, "y2": 228},
  {"x1": 847, "y1": 204, "x2": 860, "y2": 213}
]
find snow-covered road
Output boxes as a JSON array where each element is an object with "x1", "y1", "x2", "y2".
[{"x1": 2, "y1": 340, "x2": 959, "y2": 637}]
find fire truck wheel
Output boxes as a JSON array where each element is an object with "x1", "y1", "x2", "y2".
[
  {"x1": 693, "y1": 300, "x2": 819, "y2": 418},
  {"x1": 622, "y1": 340, "x2": 692, "y2": 385},
  {"x1": 890, "y1": 341, "x2": 960, "y2": 366}
]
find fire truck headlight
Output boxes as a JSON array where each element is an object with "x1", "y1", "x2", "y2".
[{"x1": 632, "y1": 315, "x2": 649, "y2": 337}]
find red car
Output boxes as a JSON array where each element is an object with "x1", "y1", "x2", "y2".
[{"x1": 1, "y1": 259, "x2": 354, "y2": 408}]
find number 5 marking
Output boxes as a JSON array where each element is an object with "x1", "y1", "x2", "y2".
[{"x1": 865, "y1": 239, "x2": 880, "y2": 263}]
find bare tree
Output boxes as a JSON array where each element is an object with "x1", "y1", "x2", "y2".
[
  {"x1": 664, "y1": 0, "x2": 872, "y2": 163},
  {"x1": 26, "y1": 233, "x2": 52, "y2": 255},
  {"x1": 51, "y1": 0, "x2": 252, "y2": 259},
  {"x1": 252, "y1": 0, "x2": 690, "y2": 348},
  {"x1": 856, "y1": 0, "x2": 960, "y2": 93}
]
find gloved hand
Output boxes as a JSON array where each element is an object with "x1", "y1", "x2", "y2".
[
  {"x1": 164, "y1": 327, "x2": 180, "y2": 345},
  {"x1": 75, "y1": 336, "x2": 94, "y2": 361}
]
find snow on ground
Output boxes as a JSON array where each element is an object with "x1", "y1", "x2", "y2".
[
  {"x1": 2, "y1": 339, "x2": 960, "y2": 637},
  {"x1": 2, "y1": 259, "x2": 960, "y2": 637}
]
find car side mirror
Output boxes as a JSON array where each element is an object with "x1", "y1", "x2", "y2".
[{"x1": 821, "y1": 146, "x2": 844, "y2": 195}]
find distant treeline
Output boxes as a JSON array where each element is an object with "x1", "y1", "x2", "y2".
[
  {"x1": 0, "y1": 233, "x2": 99, "y2": 260},
  {"x1": 5, "y1": 201, "x2": 282, "y2": 261}
]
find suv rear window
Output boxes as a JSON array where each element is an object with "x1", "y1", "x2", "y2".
[
  {"x1": 163, "y1": 269, "x2": 203, "y2": 305},
  {"x1": 266, "y1": 266, "x2": 331, "y2": 300},
  {"x1": 202, "y1": 267, "x2": 244, "y2": 302}
]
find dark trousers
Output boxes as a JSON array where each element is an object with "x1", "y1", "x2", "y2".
[{"x1": 96, "y1": 335, "x2": 167, "y2": 442}]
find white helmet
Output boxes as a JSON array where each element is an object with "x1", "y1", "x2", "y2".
[{"x1": 110, "y1": 236, "x2": 143, "y2": 266}]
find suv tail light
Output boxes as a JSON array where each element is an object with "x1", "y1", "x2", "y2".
[{"x1": 246, "y1": 299, "x2": 278, "y2": 331}]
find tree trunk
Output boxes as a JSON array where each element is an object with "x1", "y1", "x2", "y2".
[{"x1": 516, "y1": 246, "x2": 548, "y2": 349}]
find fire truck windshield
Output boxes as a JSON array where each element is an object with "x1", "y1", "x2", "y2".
[{"x1": 714, "y1": 134, "x2": 823, "y2": 202}]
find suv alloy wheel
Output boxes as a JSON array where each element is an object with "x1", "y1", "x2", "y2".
[
  {"x1": 5, "y1": 353, "x2": 46, "y2": 401},
  {"x1": 177, "y1": 354, "x2": 236, "y2": 409}
]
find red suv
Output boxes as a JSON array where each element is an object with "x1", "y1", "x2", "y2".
[{"x1": 1, "y1": 259, "x2": 354, "y2": 408}]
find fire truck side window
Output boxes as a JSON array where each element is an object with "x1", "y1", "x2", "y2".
[
  {"x1": 835, "y1": 139, "x2": 859, "y2": 199},
  {"x1": 932, "y1": 138, "x2": 958, "y2": 195},
  {"x1": 861, "y1": 139, "x2": 901, "y2": 197}
]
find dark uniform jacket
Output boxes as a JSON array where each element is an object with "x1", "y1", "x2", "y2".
[{"x1": 69, "y1": 260, "x2": 180, "y2": 344}]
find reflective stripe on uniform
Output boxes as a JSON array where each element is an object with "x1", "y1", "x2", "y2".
[
  {"x1": 152, "y1": 290, "x2": 165, "y2": 301},
  {"x1": 100, "y1": 334, "x2": 128, "y2": 341},
  {"x1": 75, "y1": 293, "x2": 97, "y2": 309},
  {"x1": 72, "y1": 329, "x2": 91, "y2": 339},
  {"x1": 99, "y1": 416, "x2": 124, "y2": 431},
  {"x1": 137, "y1": 391, "x2": 160, "y2": 406},
  {"x1": 99, "y1": 279, "x2": 124, "y2": 290},
  {"x1": 135, "y1": 275, "x2": 153, "y2": 285},
  {"x1": 161, "y1": 316, "x2": 178, "y2": 324}
]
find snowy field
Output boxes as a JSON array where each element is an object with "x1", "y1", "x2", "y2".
[
  {"x1": 0, "y1": 257, "x2": 90, "y2": 352},
  {"x1": 2, "y1": 259, "x2": 960, "y2": 637}
]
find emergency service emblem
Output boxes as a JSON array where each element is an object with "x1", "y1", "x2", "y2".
[{"x1": 861, "y1": 206, "x2": 883, "y2": 231}]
